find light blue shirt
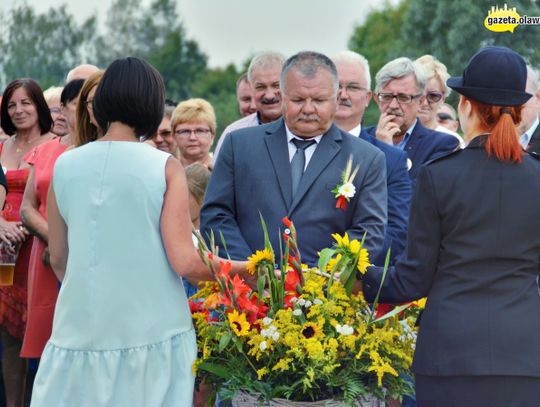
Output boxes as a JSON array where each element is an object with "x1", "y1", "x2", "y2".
[
  {"x1": 395, "y1": 120, "x2": 418, "y2": 150},
  {"x1": 520, "y1": 118, "x2": 539, "y2": 149}
]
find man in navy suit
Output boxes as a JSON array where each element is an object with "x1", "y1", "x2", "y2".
[
  {"x1": 332, "y1": 51, "x2": 411, "y2": 265},
  {"x1": 201, "y1": 51, "x2": 387, "y2": 266},
  {"x1": 368, "y1": 57, "x2": 459, "y2": 183}
]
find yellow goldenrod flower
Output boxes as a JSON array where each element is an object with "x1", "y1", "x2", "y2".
[
  {"x1": 257, "y1": 367, "x2": 269, "y2": 380},
  {"x1": 246, "y1": 248, "x2": 274, "y2": 275},
  {"x1": 227, "y1": 310, "x2": 251, "y2": 337},
  {"x1": 272, "y1": 357, "x2": 293, "y2": 372}
]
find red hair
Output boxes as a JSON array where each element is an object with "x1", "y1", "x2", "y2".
[{"x1": 468, "y1": 98, "x2": 524, "y2": 163}]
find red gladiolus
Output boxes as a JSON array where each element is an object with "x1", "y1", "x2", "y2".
[
  {"x1": 335, "y1": 195, "x2": 347, "y2": 211},
  {"x1": 288, "y1": 254, "x2": 296, "y2": 266},
  {"x1": 284, "y1": 269, "x2": 301, "y2": 292},
  {"x1": 231, "y1": 274, "x2": 251, "y2": 298},
  {"x1": 236, "y1": 294, "x2": 259, "y2": 314},
  {"x1": 374, "y1": 303, "x2": 395, "y2": 319},
  {"x1": 282, "y1": 216, "x2": 292, "y2": 228},
  {"x1": 207, "y1": 252, "x2": 214, "y2": 260},
  {"x1": 284, "y1": 294, "x2": 298, "y2": 308},
  {"x1": 218, "y1": 260, "x2": 232, "y2": 278}
]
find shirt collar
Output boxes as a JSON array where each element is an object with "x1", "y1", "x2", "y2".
[
  {"x1": 520, "y1": 118, "x2": 539, "y2": 148},
  {"x1": 348, "y1": 123, "x2": 362, "y2": 137},
  {"x1": 395, "y1": 119, "x2": 417, "y2": 149},
  {"x1": 285, "y1": 124, "x2": 323, "y2": 144}
]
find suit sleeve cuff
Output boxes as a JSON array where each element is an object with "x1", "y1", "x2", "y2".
[{"x1": 361, "y1": 266, "x2": 384, "y2": 303}]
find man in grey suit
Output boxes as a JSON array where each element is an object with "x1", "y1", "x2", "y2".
[{"x1": 201, "y1": 51, "x2": 387, "y2": 266}]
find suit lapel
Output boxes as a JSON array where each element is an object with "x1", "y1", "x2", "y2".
[
  {"x1": 404, "y1": 120, "x2": 426, "y2": 165},
  {"x1": 288, "y1": 124, "x2": 342, "y2": 215},
  {"x1": 264, "y1": 119, "x2": 293, "y2": 208}
]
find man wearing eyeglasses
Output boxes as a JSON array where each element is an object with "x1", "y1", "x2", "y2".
[
  {"x1": 436, "y1": 104, "x2": 460, "y2": 134},
  {"x1": 332, "y1": 51, "x2": 411, "y2": 266},
  {"x1": 368, "y1": 57, "x2": 459, "y2": 183}
]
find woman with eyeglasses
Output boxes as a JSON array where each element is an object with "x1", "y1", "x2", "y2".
[
  {"x1": 416, "y1": 55, "x2": 464, "y2": 147},
  {"x1": 172, "y1": 98, "x2": 216, "y2": 169},
  {"x1": 43, "y1": 87, "x2": 67, "y2": 138},
  {"x1": 74, "y1": 70, "x2": 104, "y2": 147},
  {"x1": 0, "y1": 78, "x2": 54, "y2": 407},
  {"x1": 19, "y1": 80, "x2": 84, "y2": 364},
  {"x1": 361, "y1": 46, "x2": 540, "y2": 406}
]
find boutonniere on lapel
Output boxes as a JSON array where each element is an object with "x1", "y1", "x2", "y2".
[{"x1": 332, "y1": 157, "x2": 360, "y2": 211}]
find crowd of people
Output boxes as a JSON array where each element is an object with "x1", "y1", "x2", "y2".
[{"x1": 0, "y1": 44, "x2": 537, "y2": 407}]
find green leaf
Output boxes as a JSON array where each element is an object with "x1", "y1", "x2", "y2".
[
  {"x1": 317, "y1": 248, "x2": 335, "y2": 274},
  {"x1": 257, "y1": 272, "x2": 266, "y2": 304},
  {"x1": 198, "y1": 362, "x2": 231, "y2": 379},
  {"x1": 259, "y1": 212, "x2": 274, "y2": 258},
  {"x1": 218, "y1": 332, "x2": 232, "y2": 352},
  {"x1": 369, "y1": 248, "x2": 391, "y2": 323},
  {"x1": 219, "y1": 230, "x2": 231, "y2": 260},
  {"x1": 371, "y1": 303, "x2": 411, "y2": 324}
]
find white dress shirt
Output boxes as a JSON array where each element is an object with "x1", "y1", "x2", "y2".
[{"x1": 285, "y1": 125, "x2": 322, "y2": 170}]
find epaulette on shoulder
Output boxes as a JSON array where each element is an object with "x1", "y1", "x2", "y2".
[{"x1": 424, "y1": 147, "x2": 462, "y2": 166}]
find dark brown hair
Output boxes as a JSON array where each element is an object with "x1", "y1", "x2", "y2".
[{"x1": 0, "y1": 78, "x2": 52, "y2": 135}]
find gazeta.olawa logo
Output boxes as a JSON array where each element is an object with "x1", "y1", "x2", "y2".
[{"x1": 484, "y1": 4, "x2": 540, "y2": 33}]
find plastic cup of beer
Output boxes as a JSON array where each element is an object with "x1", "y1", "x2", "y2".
[{"x1": 0, "y1": 246, "x2": 17, "y2": 286}]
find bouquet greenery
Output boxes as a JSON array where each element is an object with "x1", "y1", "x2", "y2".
[{"x1": 191, "y1": 218, "x2": 416, "y2": 405}]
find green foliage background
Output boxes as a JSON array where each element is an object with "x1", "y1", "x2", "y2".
[{"x1": 1, "y1": 0, "x2": 539, "y2": 139}]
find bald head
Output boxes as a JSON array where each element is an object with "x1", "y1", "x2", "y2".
[{"x1": 66, "y1": 64, "x2": 100, "y2": 83}]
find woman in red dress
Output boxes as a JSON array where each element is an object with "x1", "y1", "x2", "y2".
[
  {"x1": 20, "y1": 79, "x2": 85, "y2": 360},
  {"x1": 0, "y1": 78, "x2": 53, "y2": 406}
]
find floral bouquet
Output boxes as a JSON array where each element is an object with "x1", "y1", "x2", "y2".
[{"x1": 191, "y1": 218, "x2": 416, "y2": 405}]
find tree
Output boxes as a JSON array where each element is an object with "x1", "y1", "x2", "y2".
[
  {"x1": 348, "y1": 0, "x2": 412, "y2": 126},
  {"x1": 191, "y1": 64, "x2": 240, "y2": 140},
  {"x1": 95, "y1": 0, "x2": 207, "y2": 101},
  {"x1": 348, "y1": 0, "x2": 540, "y2": 126},
  {"x1": 0, "y1": 4, "x2": 96, "y2": 89},
  {"x1": 397, "y1": 0, "x2": 540, "y2": 76}
]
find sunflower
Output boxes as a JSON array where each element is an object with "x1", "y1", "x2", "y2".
[
  {"x1": 325, "y1": 254, "x2": 342, "y2": 272},
  {"x1": 227, "y1": 310, "x2": 251, "y2": 337},
  {"x1": 356, "y1": 247, "x2": 371, "y2": 275},
  {"x1": 331, "y1": 233, "x2": 372, "y2": 274},
  {"x1": 246, "y1": 248, "x2": 274, "y2": 275},
  {"x1": 301, "y1": 321, "x2": 323, "y2": 339}
]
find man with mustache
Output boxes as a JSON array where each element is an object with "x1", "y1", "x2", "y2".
[
  {"x1": 368, "y1": 57, "x2": 459, "y2": 183},
  {"x1": 213, "y1": 52, "x2": 285, "y2": 161},
  {"x1": 332, "y1": 51, "x2": 411, "y2": 265},
  {"x1": 202, "y1": 51, "x2": 387, "y2": 266}
]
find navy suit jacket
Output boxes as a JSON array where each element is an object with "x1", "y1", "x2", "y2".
[
  {"x1": 363, "y1": 136, "x2": 540, "y2": 377},
  {"x1": 359, "y1": 130, "x2": 411, "y2": 265},
  {"x1": 201, "y1": 119, "x2": 387, "y2": 266},
  {"x1": 367, "y1": 120, "x2": 459, "y2": 183}
]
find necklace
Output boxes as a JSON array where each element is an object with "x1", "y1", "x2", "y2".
[{"x1": 13, "y1": 134, "x2": 40, "y2": 153}]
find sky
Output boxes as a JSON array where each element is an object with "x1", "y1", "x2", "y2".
[{"x1": 1, "y1": 0, "x2": 393, "y2": 68}]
